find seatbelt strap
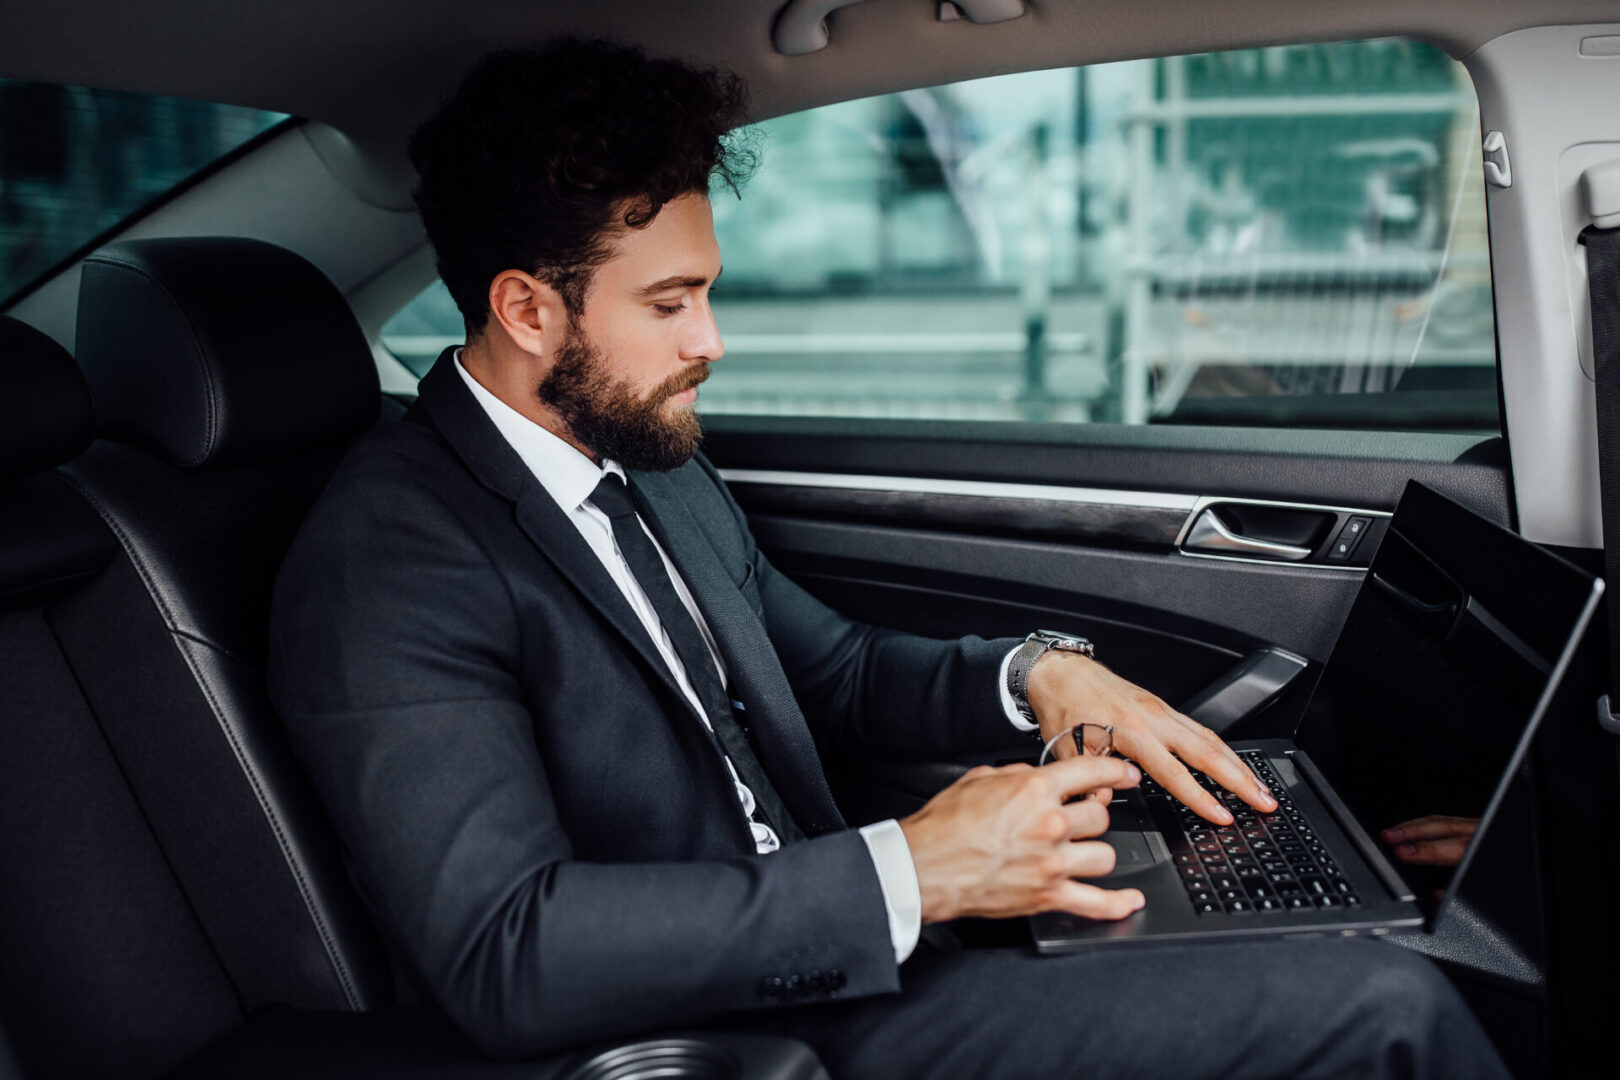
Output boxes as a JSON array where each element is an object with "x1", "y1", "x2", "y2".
[{"x1": 1578, "y1": 221, "x2": 1620, "y2": 735}]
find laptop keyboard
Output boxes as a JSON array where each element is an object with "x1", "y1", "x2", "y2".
[{"x1": 1137, "y1": 751, "x2": 1361, "y2": 915}]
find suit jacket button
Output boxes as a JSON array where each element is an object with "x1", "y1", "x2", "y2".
[{"x1": 759, "y1": 976, "x2": 786, "y2": 1002}]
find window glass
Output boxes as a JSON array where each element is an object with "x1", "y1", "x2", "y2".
[
  {"x1": 0, "y1": 81, "x2": 287, "y2": 305},
  {"x1": 383, "y1": 40, "x2": 1495, "y2": 432}
]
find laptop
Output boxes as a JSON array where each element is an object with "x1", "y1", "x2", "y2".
[{"x1": 1031, "y1": 480, "x2": 1605, "y2": 951}]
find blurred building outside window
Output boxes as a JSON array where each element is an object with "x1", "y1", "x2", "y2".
[
  {"x1": 0, "y1": 80, "x2": 286, "y2": 305},
  {"x1": 382, "y1": 40, "x2": 1495, "y2": 433}
]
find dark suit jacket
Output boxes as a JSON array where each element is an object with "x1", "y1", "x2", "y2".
[{"x1": 268, "y1": 349, "x2": 1023, "y2": 1057}]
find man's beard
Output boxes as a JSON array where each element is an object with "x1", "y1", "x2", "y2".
[{"x1": 537, "y1": 321, "x2": 707, "y2": 472}]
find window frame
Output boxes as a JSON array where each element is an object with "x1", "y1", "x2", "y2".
[{"x1": 0, "y1": 103, "x2": 301, "y2": 314}]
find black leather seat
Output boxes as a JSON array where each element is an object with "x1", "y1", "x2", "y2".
[
  {"x1": 0, "y1": 314, "x2": 283, "y2": 1079},
  {"x1": 0, "y1": 244, "x2": 395, "y2": 1078},
  {"x1": 1, "y1": 241, "x2": 826, "y2": 1079},
  {"x1": 63, "y1": 238, "x2": 398, "y2": 1019}
]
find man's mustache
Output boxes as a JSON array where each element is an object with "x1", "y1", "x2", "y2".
[{"x1": 655, "y1": 363, "x2": 710, "y2": 401}]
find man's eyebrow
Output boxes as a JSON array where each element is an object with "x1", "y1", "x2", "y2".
[{"x1": 637, "y1": 268, "x2": 723, "y2": 296}]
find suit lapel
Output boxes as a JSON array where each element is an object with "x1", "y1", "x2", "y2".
[
  {"x1": 413, "y1": 349, "x2": 707, "y2": 724},
  {"x1": 630, "y1": 470, "x2": 846, "y2": 836}
]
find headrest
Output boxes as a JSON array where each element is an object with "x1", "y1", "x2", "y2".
[
  {"x1": 76, "y1": 238, "x2": 380, "y2": 469},
  {"x1": 0, "y1": 317, "x2": 93, "y2": 481}
]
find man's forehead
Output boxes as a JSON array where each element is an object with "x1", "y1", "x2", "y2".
[{"x1": 596, "y1": 192, "x2": 721, "y2": 288}]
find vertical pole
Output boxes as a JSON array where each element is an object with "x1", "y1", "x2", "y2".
[
  {"x1": 1021, "y1": 124, "x2": 1052, "y2": 420},
  {"x1": 1122, "y1": 60, "x2": 1157, "y2": 425}
]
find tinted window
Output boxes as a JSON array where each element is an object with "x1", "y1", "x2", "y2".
[
  {"x1": 0, "y1": 80, "x2": 287, "y2": 304},
  {"x1": 384, "y1": 40, "x2": 1496, "y2": 433}
]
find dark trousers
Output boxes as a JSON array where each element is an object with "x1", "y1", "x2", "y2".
[{"x1": 771, "y1": 937, "x2": 1509, "y2": 1080}]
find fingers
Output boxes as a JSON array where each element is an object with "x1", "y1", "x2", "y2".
[
  {"x1": 1057, "y1": 796, "x2": 1112, "y2": 840},
  {"x1": 1040, "y1": 754, "x2": 1140, "y2": 802},
  {"x1": 1132, "y1": 740, "x2": 1233, "y2": 825},
  {"x1": 1382, "y1": 816, "x2": 1478, "y2": 843},
  {"x1": 1388, "y1": 836, "x2": 1471, "y2": 867},
  {"x1": 1047, "y1": 878, "x2": 1145, "y2": 921},
  {"x1": 1053, "y1": 837, "x2": 1118, "y2": 878},
  {"x1": 1382, "y1": 816, "x2": 1478, "y2": 868},
  {"x1": 1163, "y1": 714, "x2": 1276, "y2": 813}
]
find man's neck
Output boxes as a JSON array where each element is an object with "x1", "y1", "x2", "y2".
[{"x1": 459, "y1": 338, "x2": 599, "y2": 463}]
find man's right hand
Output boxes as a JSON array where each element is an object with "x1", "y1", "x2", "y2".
[{"x1": 898, "y1": 756, "x2": 1145, "y2": 924}]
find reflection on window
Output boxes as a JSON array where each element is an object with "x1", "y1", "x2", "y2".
[
  {"x1": 381, "y1": 41, "x2": 1496, "y2": 433},
  {"x1": 0, "y1": 81, "x2": 287, "y2": 304},
  {"x1": 703, "y1": 40, "x2": 1493, "y2": 431}
]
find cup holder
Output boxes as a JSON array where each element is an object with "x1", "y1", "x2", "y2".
[{"x1": 562, "y1": 1038, "x2": 742, "y2": 1080}]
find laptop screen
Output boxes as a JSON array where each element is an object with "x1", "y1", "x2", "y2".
[{"x1": 1293, "y1": 481, "x2": 1600, "y2": 907}]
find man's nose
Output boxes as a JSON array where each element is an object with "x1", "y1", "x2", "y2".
[{"x1": 684, "y1": 300, "x2": 724, "y2": 363}]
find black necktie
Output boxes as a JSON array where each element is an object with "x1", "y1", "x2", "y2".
[{"x1": 590, "y1": 473, "x2": 805, "y2": 844}]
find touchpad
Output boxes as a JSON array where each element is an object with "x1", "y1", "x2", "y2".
[{"x1": 1099, "y1": 801, "x2": 1162, "y2": 878}]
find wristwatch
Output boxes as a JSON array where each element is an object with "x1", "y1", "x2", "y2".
[{"x1": 1007, "y1": 630, "x2": 1095, "y2": 728}]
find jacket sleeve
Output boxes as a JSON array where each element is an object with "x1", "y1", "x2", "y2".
[
  {"x1": 689, "y1": 456, "x2": 1027, "y2": 761},
  {"x1": 268, "y1": 454, "x2": 899, "y2": 1059}
]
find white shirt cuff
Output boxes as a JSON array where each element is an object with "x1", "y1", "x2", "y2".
[
  {"x1": 999, "y1": 643, "x2": 1038, "y2": 731},
  {"x1": 858, "y1": 819, "x2": 921, "y2": 964}
]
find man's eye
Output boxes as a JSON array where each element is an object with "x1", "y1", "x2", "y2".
[{"x1": 653, "y1": 302, "x2": 686, "y2": 316}]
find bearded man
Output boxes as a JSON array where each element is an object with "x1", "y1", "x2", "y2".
[{"x1": 268, "y1": 39, "x2": 1509, "y2": 1080}]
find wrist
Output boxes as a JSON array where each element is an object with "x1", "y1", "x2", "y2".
[
  {"x1": 897, "y1": 811, "x2": 955, "y2": 924},
  {"x1": 1007, "y1": 630, "x2": 1094, "y2": 732},
  {"x1": 1027, "y1": 649, "x2": 1092, "y2": 729}
]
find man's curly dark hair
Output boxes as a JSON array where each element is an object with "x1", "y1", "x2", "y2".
[{"x1": 409, "y1": 39, "x2": 754, "y2": 336}]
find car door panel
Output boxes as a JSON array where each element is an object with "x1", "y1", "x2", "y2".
[{"x1": 703, "y1": 419, "x2": 1512, "y2": 818}]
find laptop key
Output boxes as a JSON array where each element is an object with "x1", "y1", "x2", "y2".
[
  {"x1": 1225, "y1": 900, "x2": 1254, "y2": 914},
  {"x1": 1285, "y1": 895, "x2": 1313, "y2": 910},
  {"x1": 1342, "y1": 894, "x2": 1361, "y2": 906},
  {"x1": 1173, "y1": 853, "x2": 1197, "y2": 866},
  {"x1": 1316, "y1": 895, "x2": 1342, "y2": 909},
  {"x1": 1179, "y1": 866, "x2": 1205, "y2": 880},
  {"x1": 1194, "y1": 901, "x2": 1221, "y2": 915},
  {"x1": 1189, "y1": 888, "x2": 1215, "y2": 904},
  {"x1": 1256, "y1": 896, "x2": 1283, "y2": 912},
  {"x1": 1301, "y1": 876, "x2": 1329, "y2": 896}
]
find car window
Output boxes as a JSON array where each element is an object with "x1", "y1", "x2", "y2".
[
  {"x1": 383, "y1": 39, "x2": 1496, "y2": 434},
  {"x1": 0, "y1": 80, "x2": 288, "y2": 306}
]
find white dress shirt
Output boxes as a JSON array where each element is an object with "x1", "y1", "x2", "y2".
[{"x1": 454, "y1": 353, "x2": 1032, "y2": 964}]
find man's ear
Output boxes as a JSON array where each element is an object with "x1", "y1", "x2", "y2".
[{"x1": 487, "y1": 270, "x2": 568, "y2": 356}]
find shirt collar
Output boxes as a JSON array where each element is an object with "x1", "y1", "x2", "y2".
[{"x1": 453, "y1": 348, "x2": 624, "y2": 513}]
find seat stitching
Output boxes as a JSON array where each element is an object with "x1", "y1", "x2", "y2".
[{"x1": 62, "y1": 473, "x2": 364, "y2": 1010}]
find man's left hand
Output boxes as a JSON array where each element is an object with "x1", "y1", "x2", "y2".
[{"x1": 1026, "y1": 651, "x2": 1276, "y2": 825}]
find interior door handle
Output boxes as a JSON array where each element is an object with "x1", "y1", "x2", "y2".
[{"x1": 1183, "y1": 509, "x2": 1313, "y2": 561}]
